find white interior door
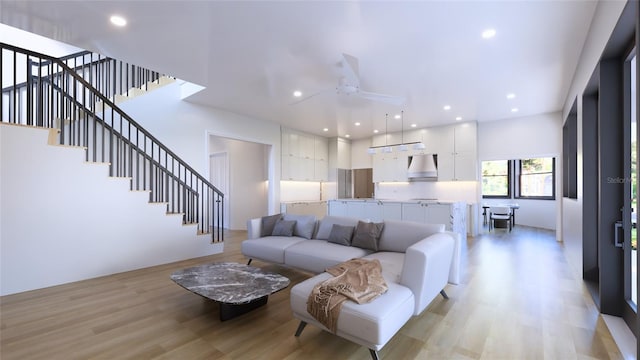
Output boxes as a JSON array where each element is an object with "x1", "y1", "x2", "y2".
[{"x1": 210, "y1": 152, "x2": 229, "y2": 229}]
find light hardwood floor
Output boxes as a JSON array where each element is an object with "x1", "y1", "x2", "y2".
[{"x1": 0, "y1": 227, "x2": 625, "y2": 359}]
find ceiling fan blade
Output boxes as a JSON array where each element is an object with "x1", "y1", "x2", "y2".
[
  {"x1": 341, "y1": 53, "x2": 360, "y2": 87},
  {"x1": 289, "y1": 88, "x2": 333, "y2": 105},
  {"x1": 357, "y1": 90, "x2": 406, "y2": 106}
]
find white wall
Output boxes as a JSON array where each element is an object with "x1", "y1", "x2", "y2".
[
  {"x1": 209, "y1": 137, "x2": 269, "y2": 230},
  {"x1": 117, "y1": 82, "x2": 283, "y2": 215},
  {"x1": 280, "y1": 181, "x2": 322, "y2": 202},
  {"x1": 558, "y1": 1, "x2": 627, "y2": 275},
  {"x1": 478, "y1": 112, "x2": 562, "y2": 231},
  {"x1": 0, "y1": 124, "x2": 222, "y2": 296},
  {"x1": 1, "y1": 24, "x2": 82, "y2": 89}
]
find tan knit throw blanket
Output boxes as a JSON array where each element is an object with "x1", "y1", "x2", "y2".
[{"x1": 307, "y1": 258, "x2": 388, "y2": 333}]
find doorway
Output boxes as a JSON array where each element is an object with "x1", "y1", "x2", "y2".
[
  {"x1": 209, "y1": 152, "x2": 229, "y2": 229},
  {"x1": 353, "y1": 168, "x2": 373, "y2": 199}
]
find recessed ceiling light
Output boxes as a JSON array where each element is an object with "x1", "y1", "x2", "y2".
[
  {"x1": 345, "y1": 134, "x2": 351, "y2": 138},
  {"x1": 511, "y1": 108, "x2": 519, "y2": 113},
  {"x1": 410, "y1": 124, "x2": 417, "y2": 128},
  {"x1": 373, "y1": 129, "x2": 379, "y2": 133},
  {"x1": 443, "y1": 105, "x2": 451, "y2": 111},
  {"x1": 110, "y1": 15, "x2": 127, "y2": 27},
  {"x1": 455, "y1": 116, "x2": 462, "y2": 121},
  {"x1": 293, "y1": 90, "x2": 302, "y2": 97},
  {"x1": 482, "y1": 29, "x2": 496, "y2": 39},
  {"x1": 394, "y1": 114, "x2": 401, "y2": 119},
  {"x1": 323, "y1": 128, "x2": 329, "y2": 132},
  {"x1": 506, "y1": 93, "x2": 516, "y2": 99},
  {"x1": 355, "y1": 122, "x2": 361, "y2": 126}
]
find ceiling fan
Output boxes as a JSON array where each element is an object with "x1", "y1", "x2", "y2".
[{"x1": 291, "y1": 53, "x2": 406, "y2": 106}]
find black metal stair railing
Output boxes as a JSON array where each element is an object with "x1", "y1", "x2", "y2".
[
  {"x1": 0, "y1": 43, "x2": 224, "y2": 242},
  {"x1": 57, "y1": 49, "x2": 166, "y2": 103}
]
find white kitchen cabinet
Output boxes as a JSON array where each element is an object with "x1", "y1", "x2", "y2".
[
  {"x1": 281, "y1": 128, "x2": 329, "y2": 181},
  {"x1": 435, "y1": 122, "x2": 477, "y2": 181},
  {"x1": 299, "y1": 133, "x2": 315, "y2": 159},
  {"x1": 401, "y1": 203, "x2": 426, "y2": 222},
  {"x1": 281, "y1": 155, "x2": 293, "y2": 180},
  {"x1": 383, "y1": 202, "x2": 403, "y2": 220},
  {"x1": 453, "y1": 152, "x2": 477, "y2": 181},
  {"x1": 372, "y1": 152, "x2": 408, "y2": 182},
  {"x1": 401, "y1": 202, "x2": 452, "y2": 229},
  {"x1": 328, "y1": 200, "x2": 348, "y2": 217},
  {"x1": 363, "y1": 202, "x2": 384, "y2": 222},
  {"x1": 328, "y1": 200, "x2": 465, "y2": 239},
  {"x1": 346, "y1": 201, "x2": 365, "y2": 219},
  {"x1": 454, "y1": 122, "x2": 477, "y2": 153},
  {"x1": 314, "y1": 158, "x2": 328, "y2": 181},
  {"x1": 314, "y1": 137, "x2": 329, "y2": 181},
  {"x1": 362, "y1": 201, "x2": 402, "y2": 222}
]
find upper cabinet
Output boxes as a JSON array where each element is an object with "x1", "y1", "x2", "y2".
[
  {"x1": 281, "y1": 128, "x2": 329, "y2": 181},
  {"x1": 372, "y1": 152, "x2": 408, "y2": 182},
  {"x1": 370, "y1": 122, "x2": 477, "y2": 182},
  {"x1": 436, "y1": 122, "x2": 478, "y2": 181}
]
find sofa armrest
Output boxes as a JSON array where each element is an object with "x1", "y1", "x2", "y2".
[
  {"x1": 400, "y1": 233, "x2": 455, "y2": 315},
  {"x1": 444, "y1": 231, "x2": 462, "y2": 285},
  {"x1": 246, "y1": 218, "x2": 262, "y2": 239}
]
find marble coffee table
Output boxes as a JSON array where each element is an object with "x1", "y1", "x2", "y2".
[{"x1": 170, "y1": 262, "x2": 290, "y2": 321}]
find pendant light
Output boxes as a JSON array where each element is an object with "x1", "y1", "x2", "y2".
[
  {"x1": 398, "y1": 110, "x2": 409, "y2": 151},
  {"x1": 366, "y1": 111, "x2": 425, "y2": 154}
]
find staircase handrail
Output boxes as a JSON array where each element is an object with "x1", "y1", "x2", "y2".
[
  {"x1": 0, "y1": 42, "x2": 222, "y2": 198},
  {"x1": 46, "y1": 79, "x2": 199, "y2": 196}
]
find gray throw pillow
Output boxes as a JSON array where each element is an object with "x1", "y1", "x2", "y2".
[
  {"x1": 283, "y1": 214, "x2": 316, "y2": 239},
  {"x1": 327, "y1": 224, "x2": 354, "y2": 246},
  {"x1": 271, "y1": 220, "x2": 297, "y2": 237},
  {"x1": 351, "y1": 221, "x2": 384, "y2": 251},
  {"x1": 261, "y1": 214, "x2": 282, "y2": 237}
]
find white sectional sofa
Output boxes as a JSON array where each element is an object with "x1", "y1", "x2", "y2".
[{"x1": 242, "y1": 214, "x2": 462, "y2": 360}]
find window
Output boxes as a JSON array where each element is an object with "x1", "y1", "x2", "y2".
[
  {"x1": 516, "y1": 157, "x2": 555, "y2": 199},
  {"x1": 482, "y1": 160, "x2": 511, "y2": 198}
]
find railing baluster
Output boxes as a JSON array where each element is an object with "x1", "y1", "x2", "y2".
[{"x1": 1, "y1": 43, "x2": 224, "y2": 242}]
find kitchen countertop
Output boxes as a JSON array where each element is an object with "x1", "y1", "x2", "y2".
[{"x1": 331, "y1": 198, "x2": 462, "y2": 204}]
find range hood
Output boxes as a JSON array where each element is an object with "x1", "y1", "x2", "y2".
[{"x1": 407, "y1": 154, "x2": 438, "y2": 181}]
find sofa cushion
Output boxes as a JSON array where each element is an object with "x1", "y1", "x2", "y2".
[
  {"x1": 283, "y1": 214, "x2": 316, "y2": 239},
  {"x1": 363, "y1": 252, "x2": 405, "y2": 283},
  {"x1": 290, "y1": 272, "x2": 414, "y2": 348},
  {"x1": 284, "y1": 240, "x2": 373, "y2": 274},
  {"x1": 352, "y1": 221, "x2": 384, "y2": 251},
  {"x1": 378, "y1": 220, "x2": 445, "y2": 253},
  {"x1": 315, "y1": 216, "x2": 361, "y2": 240},
  {"x1": 327, "y1": 224, "x2": 354, "y2": 246},
  {"x1": 241, "y1": 236, "x2": 305, "y2": 263},
  {"x1": 272, "y1": 219, "x2": 296, "y2": 236},
  {"x1": 260, "y1": 213, "x2": 282, "y2": 237}
]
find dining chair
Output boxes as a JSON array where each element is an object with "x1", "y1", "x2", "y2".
[{"x1": 489, "y1": 206, "x2": 512, "y2": 231}]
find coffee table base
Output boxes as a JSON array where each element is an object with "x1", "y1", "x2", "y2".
[{"x1": 219, "y1": 295, "x2": 268, "y2": 321}]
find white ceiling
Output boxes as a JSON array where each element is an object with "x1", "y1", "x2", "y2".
[{"x1": 0, "y1": 1, "x2": 598, "y2": 139}]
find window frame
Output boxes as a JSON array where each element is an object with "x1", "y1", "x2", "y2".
[
  {"x1": 515, "y1": 157, "x2": 556, "y2": 200},
  {"x1": 481, "y1": 159, "x2": 512, "y2": 199}
]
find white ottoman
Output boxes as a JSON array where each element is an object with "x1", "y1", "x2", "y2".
[{"x1": 290, "y1": 272, "x2": 415, "y2": 360}]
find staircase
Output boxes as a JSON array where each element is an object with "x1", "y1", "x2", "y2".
[{"x1": 1, "y1": 42, "x2": 224, "y2": 242}]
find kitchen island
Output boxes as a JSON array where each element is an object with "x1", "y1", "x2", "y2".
[{"x1": 328, "y1": 199, "x2": 468, "y2": 240}]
